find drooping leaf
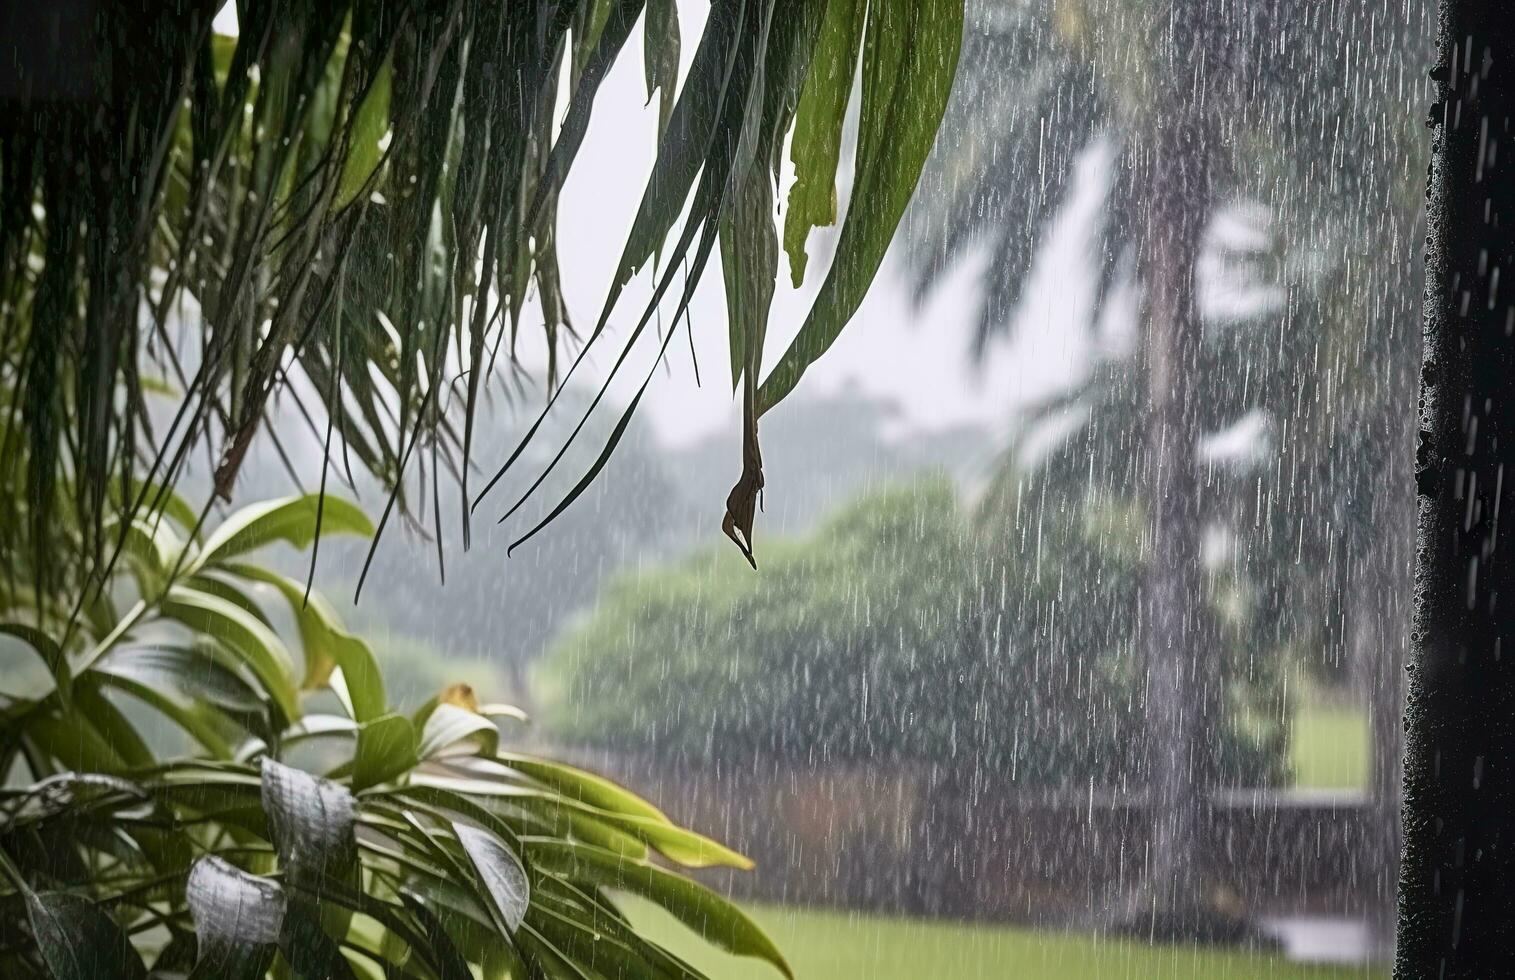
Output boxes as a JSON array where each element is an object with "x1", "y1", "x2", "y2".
[
  {"x1": 527, "y1": 840, "x2": 792, "y2": 979},
  {"x1": 94, "y1": 644, "x2": 265, "y2": 715},
  {"x1": 452, "y1": 820, "x2": 531, "y2": 935},
  {"x1": 260, "y1": 758, "x2": 358, "y2": 888},
  {"x1": 224, "y1": 562, "x2": 385, "y2": 721},
  {"x1": 496, "y1": 753, "x2": 673, "y2": 825},
  {"x1": 185, "y1": 855, "x2": 286, "y2": 980},
  {"x1": 161, "y1": 586, "x2": 300, "y2": 723},
  {"x1": 417, "y1": 702, "x2": 500, "y2": 761},
  {"x1": 196, "y1": 494, "x2": 374, "y2": 568}
]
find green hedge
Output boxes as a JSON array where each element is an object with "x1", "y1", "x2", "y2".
[{"x1": 540, "y1": 476, "x2": 1288, "y2": 788}]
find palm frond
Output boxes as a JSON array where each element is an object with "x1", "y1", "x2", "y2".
[{"x1": 0, "y1": 0, "x2": 964, "y2": 582}]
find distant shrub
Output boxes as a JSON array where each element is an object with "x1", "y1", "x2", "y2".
[{"x1": 540, "y1": 476, "x2": 1290, "y2": 788}]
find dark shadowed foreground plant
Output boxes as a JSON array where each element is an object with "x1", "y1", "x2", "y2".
[{"x1": 0, "y1": 492, "x2": 789, "y2": 979}]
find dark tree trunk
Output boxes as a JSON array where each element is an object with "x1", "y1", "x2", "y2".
[
  {"x1": 1131, "y1": 111, "x2": 1222, "y2": 935},
  {"x1": 1116, "y1": 1, "x2": 1230, "y2": 939},
  {"x1": 1400, "y1": 0, "x2": 1515, "y2": 975}
]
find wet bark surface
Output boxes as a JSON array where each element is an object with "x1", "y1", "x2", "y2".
[{"x1": 1401, "y1": 0, "x2": 1515, "y2": 974}]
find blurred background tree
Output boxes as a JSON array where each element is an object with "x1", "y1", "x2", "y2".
[{"x1": 541, "y1": 474, "x2": 1287, "y2": 787}]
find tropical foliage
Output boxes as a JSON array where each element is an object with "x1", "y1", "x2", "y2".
[
  {"x1": 1, "y1": 492, "x2": 790, "y2": 978},
  {"x1": 541, "y1": 477, "x2": 1287, "y2": 786},
  {"x1": 0, "y1": 0, "x2": 962, "y2": 588}
]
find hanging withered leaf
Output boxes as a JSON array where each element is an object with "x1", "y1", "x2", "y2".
[{"x1": 721, "y1": 418, "x2": 764, "y2": 570}]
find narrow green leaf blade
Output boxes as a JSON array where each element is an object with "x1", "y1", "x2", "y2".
[
  {"x1": 781, "y1": 0, "x2": 866, "y2": 287},
  {"x1": 760, "y1": 0, "x2": 964, "y2": 413},
  {"x1": 453, "y1": 821, "x2": 530, "y2": 934},
  {"x1": 335, "y1": 57, "x2": 392, "y2": 210},
  {"x1": 527, "y1": 840, "x2": 791, "y2": 979}
]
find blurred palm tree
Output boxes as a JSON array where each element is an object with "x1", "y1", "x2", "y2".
[
  {"x1": 904, "y1": 0, "x2": 1247, "y2": 934},
  {"x1": 904, "y1": 0, "x2": 1428, "y2": 935}
]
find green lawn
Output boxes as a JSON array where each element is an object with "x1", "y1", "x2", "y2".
[
  {"x1": 1291, "y1": 698, "x2": 1370, "y2": 791},
  {"x1": 624, "y1": 900, "x2": 1384, "y2": 980}
]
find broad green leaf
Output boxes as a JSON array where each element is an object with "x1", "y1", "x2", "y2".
[
  {"x1": 24, "y1": 889, "x2": 148, "y2": 980},
  {"x1": 781, "y1": 0, "x2": 866, "y2": 287},
  {"x1": 197, "y1": 494, "x2": 374, "y2": 568},
  {"x1": 453, "y1": 821, "x2": 530, "y2": 934},
  {"x1": 759, "y1": 0, "x2": 963, "y2": 413},
  {"x1": 186, "y1": 855, "x2": 286, "y2": 980},
  {"x1": 224, "y1": 562, "x2": 384, "y2": 722},
  {"x1": 417, "y1": 702, "x2": 499, "y2": 761},
  {"x1": 527, "y1": 840, "x2": 791, "y2": 978},
  {"x1": 161, "y1": 586, "x2": 300, "y2": 722},
  {"x1": 0, "y1": 622, "x2": 69, "y2": 702},
  {"x1": 94, "y1": 644, "x2": 265, "y2": 714},
  {"x1": 184, "y1": 574, "x2": 277, "y2": 628},
  {"x1": 348, "y1": 713, "x2": 418, "y2": 791}
]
